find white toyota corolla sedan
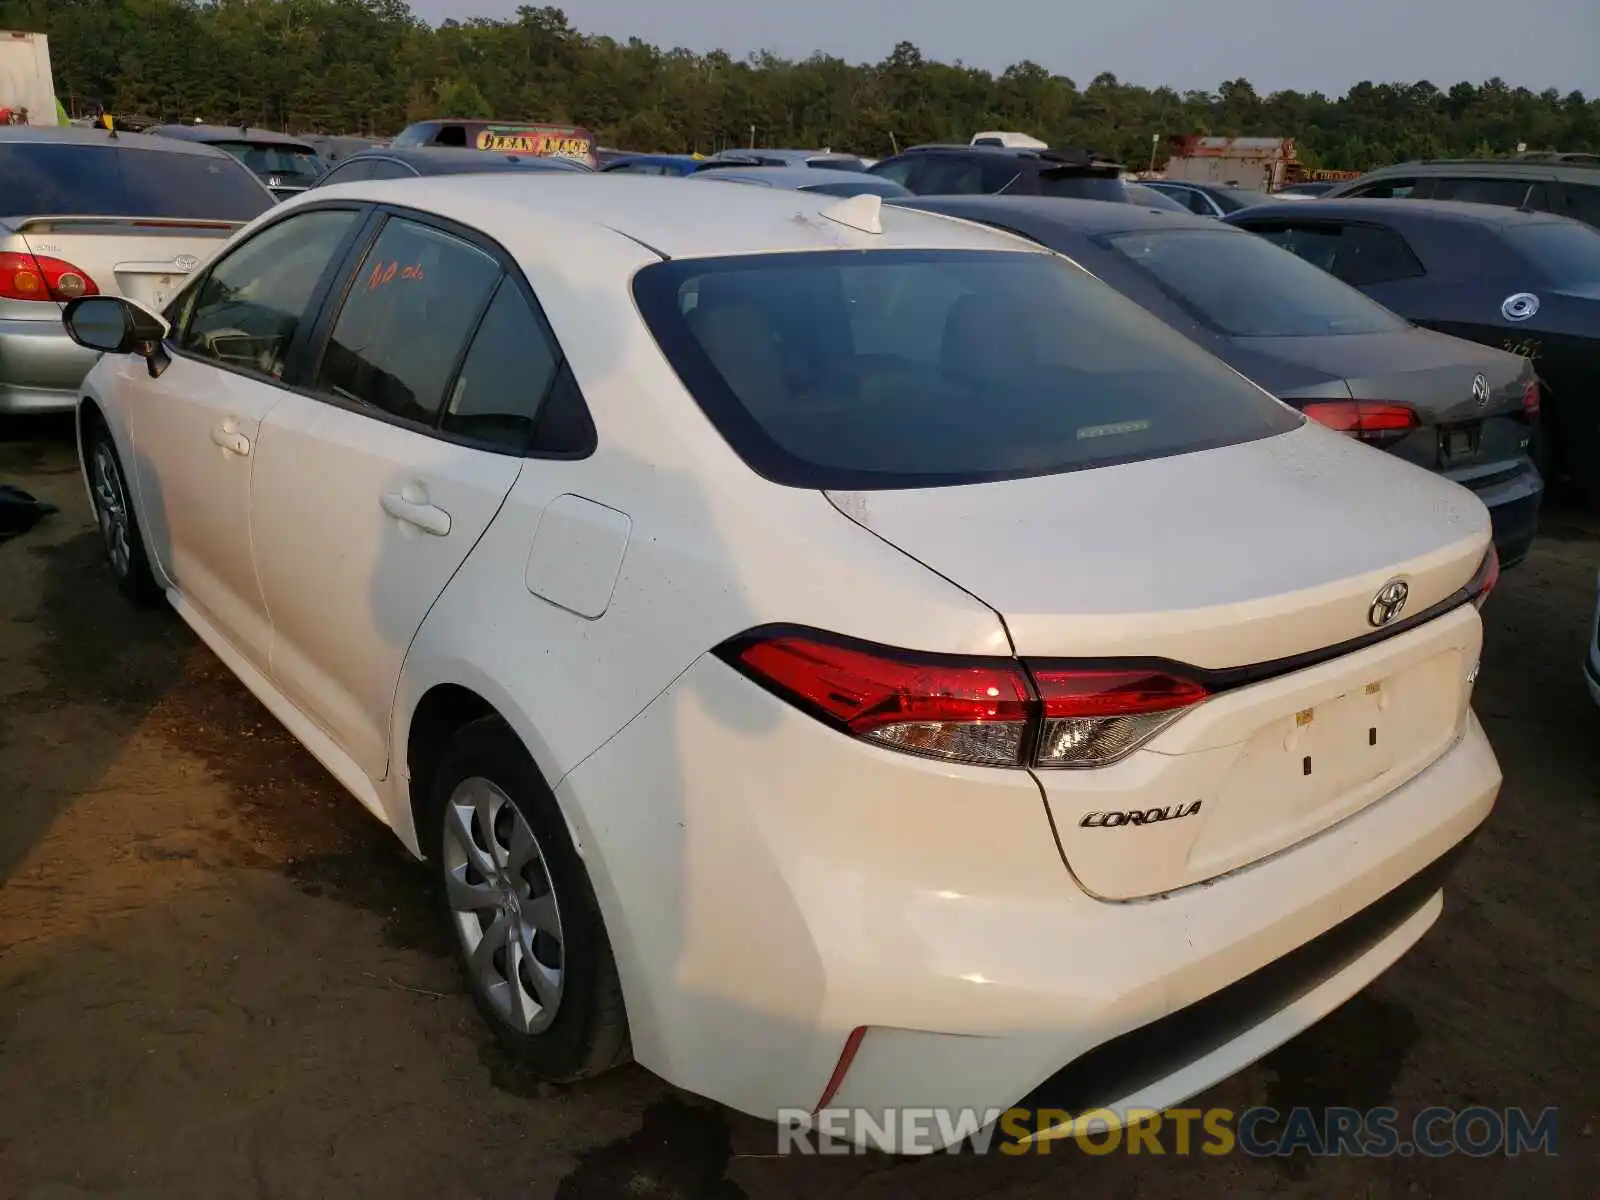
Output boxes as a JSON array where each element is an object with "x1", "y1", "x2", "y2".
[{"x1": 61, "y1": 175, "x2": 1502, "y2": 1150}]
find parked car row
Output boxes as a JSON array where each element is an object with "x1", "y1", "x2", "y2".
[{"x1": 55, "y1": 169, "x2": 1512, "y2": 1154}]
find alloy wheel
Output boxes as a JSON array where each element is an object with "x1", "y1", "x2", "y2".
[{"x1": 91, "y1": 441, "x2": 132, "y2": 579}]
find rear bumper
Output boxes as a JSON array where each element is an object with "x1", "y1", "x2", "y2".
[
  {"x1": 559, "y1": 652, "x2": 1501, "y2": 1148},
  {"x1": 1451, "y1": 458, "x2": 1542, "y2": 568},
  {"x1": 0, "y1": 317, "x2": 98, "y2": 413}
]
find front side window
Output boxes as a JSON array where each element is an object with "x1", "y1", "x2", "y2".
[
  {"x1": 314, "y1": 217, "x2": 502, "y2": 425},
  {"x1": 181, "y1": 208, "x2": 358, "y2": 376},
  {"x1": 634, "y1": 248, "x2": 1300, "y2": 489},
  {"x1": 1106, "y1": 228, "x2": 1410, "y2": 337}
]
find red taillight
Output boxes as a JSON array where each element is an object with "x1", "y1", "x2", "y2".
[
  {"x1": 1468, "y1": 544, "x2": 1500, "y2": 610},
  {"x1": 1031, "y1": 668, "x2": 1210, "y2": 767},
  {"x1": 1303, "y1": 401, "x2": 1419, "y2": 449},
  {"x1": 0, "y1": 250, "x2": 100, "y2": 302},
  {"x1": 730, "y1": 633, "x2": 1033, "y2": 766},
  {"x1": 1521, "y1": 380, "x2": 1540, "y2": 419},
  {"x1": 721, "y1": 631, "x2": 1209, "y2": 769}
]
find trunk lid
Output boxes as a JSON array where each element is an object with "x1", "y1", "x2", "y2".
[
  {"x1": 9, "y1": 216, "x2": 236, "y2": 318},
  {"x1": 827, "y1": 421, "x2": 1491, "y2": 899}
]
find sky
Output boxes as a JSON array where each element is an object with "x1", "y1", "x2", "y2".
[{"x1": 409, "y1": 0, "x2": 1598, "y2": 97}]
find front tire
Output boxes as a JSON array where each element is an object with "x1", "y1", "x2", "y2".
[
  {"x1": 85, "y1": 417, "x2": 160, "y2": 606},
  {"x1": 430, "y1": 717, "x2": 630, "y2": 1081}
]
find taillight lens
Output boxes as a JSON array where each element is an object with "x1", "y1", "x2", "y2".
[
  {"x1": 720, "y1": 631, "x2": 1209, "y2": 769},
  {"x1": 729, "y1": 633, "x2": 1033, "y2": 765},
  {"x1": 1303, "y1": 401, "x2": 1419, "y2": 449},
  {"x1": 1521, "y1": 380, "x2": 1540, "y2": 419},
  {"x1": 1031, "y1": 668, "x2": 1210, "y2": 768},
  {"x1": 0, "y1": 250, "x2": 100, "y2": 303},
  {"x1": 1467, "y1": 544, "x2": 1500, "y2": 610}
]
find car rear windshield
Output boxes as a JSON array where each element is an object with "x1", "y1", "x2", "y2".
[
  {"x1": 208, "y1": 140, "x2": 324, "y2": 183},
  {"x1": 1504, "y1": 220, "x2": 1600, "y2": 287},
  {"x1": 1106, "y1": 228, "x2": 1410, "y2": 337},
  {"x1": 0, "y1": 142, "x2": 273, "y2": 221},
  {"x1": 633, "y1": 249, "x2": 1301, "y2": 489},
  {"x1": 1034, "y1": 171, "x2": 1127, "y2": 202}
]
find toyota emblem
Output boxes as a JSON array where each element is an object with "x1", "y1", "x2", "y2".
[
  {"x1": 173, "y1": 254, "x2": 200, "y2": 273},
  {"x1": 1368, "y1": 579, "x2": 1410, "y2": 628},
  {"x1": 1471, "y1": 373, "x2": 1490, "y2": 407}
]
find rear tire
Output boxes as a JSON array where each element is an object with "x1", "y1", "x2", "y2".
[
  {"x1": 85, "y1": 416, "x2": 161, "y2": 606},
  {"x1": 429, "y1": 717, "x2": 631, "y2": 1081}
]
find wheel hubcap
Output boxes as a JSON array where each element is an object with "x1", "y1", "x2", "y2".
[
  {"x1": 91, "y1": 443, "x2": 132, "y2": 578},
  {"x1": 442, "y1": 778, "x2": 564, "y2": 1034}
]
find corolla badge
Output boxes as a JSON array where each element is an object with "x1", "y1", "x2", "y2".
[
  {"x1": 1501, "y1": 292, "x2": 1540, "y2": 322},
  {"x1": 1471, "y1": 373, "x2": 1490, "y2": 406},
  {"x1": 173, "y1": 254, "x2": 200, "y2": 272},
  {"x1": 1368, "y1": 579, "x2": 1410, "y2": 627}
]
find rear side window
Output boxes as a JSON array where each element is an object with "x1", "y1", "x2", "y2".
[
  {"x1": 364, "y1": 159, "x2": 417, "y2": 181},
  {"x1": 1428, "y1": 177, "x2": 1540, "y2": 208},
  {"x1": 633, "y1": 249, "x2": 1301, "y2": 489},
  {"x1": 441, "y1": 279, "x2": 573, "y2": 452},
  {"x1": 320, "y1": 159, "x2": 376, "y2": 185},
  {"x1": 1106, "y1": 229, "x2": 1409, "y2": 336},
  {"x1": 1346, "y1": 177, "x2": 1429, "y2": 200},
  {"x1": 0, "y1": 143, "x2": 273, "y2": 221},
  {"x1": 182, "y1": 209, "x2": 358, "y2": 377},
  {"x1": 315, "y1": 217, "x2": 502, "y2": 425},
  {"x1": 1248, "y1": 222, "x2": 1425, "y2": 287},
  {"x1": 1503, "y1": 220, "x2": 1600, "y2": 286}
]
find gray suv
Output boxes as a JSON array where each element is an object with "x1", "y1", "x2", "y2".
[{"x1": 1324, "y1": 154, "x2": 1600, "y2": 230}]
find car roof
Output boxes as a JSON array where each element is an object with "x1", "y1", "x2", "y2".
[
  {"x1": 689, "y1": 165, "x2": 891, "y2": 188},
  {"x1": 341, "y1": 145, "x2": 588, "y2": 173},
  {"x1": 1231, "y1": 197, "x2": 1576, "y2": 228},
  {"x1": 1352, "y1": 156, "x2": 1600, "y2": 180},
  {"x1": 0, "y1": 124, "x2": 238, "y2": 159},
  {"x1": 893, "y1": 143, "x2": 1125, "y2": 170},
  {"x1": 302, "y1": 173, "x2": 1042, "y2": 259},
  {"x1": 605, "y1": 153, "x2": 698, "y2": 166},
  {"x1": 895, "y1": 194, "x2": 1223, "y2": 236},
  {"x1": 148, "y1": 124, "x2": 317, "y2": 150}
]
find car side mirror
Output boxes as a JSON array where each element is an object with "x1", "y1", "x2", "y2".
[{"x1": 62, "y1": 295, "x2": 173, "y2": 379}]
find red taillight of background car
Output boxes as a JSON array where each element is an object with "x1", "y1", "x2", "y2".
[
  {"x1": 1303, "y1": 401, "x2": 1419, "y2": 449},
  {"x1": 721, "y1": 631, "x2": 1210, "y2": 769},
  {"x1": 0, "y1": 250, "x2": 100, "y2": 302},
  {"x1": 1521, "y1": 380, "x2": 1540, "y2": 419}
]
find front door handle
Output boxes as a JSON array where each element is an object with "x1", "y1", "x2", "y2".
[
  {"x1": 382, "y1": 489, "x2": 452, "y2": 537},
  {"x1": 211, "y1": 426, "x2": 250, "y2": 456}
]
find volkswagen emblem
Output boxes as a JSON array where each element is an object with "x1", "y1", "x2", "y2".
[
  {"x1": 1501, "y1": 292, "x2": 1539, "y2": 322},
  {"x1": 1471, "y1": 373, "x2": 1490, "y2": 407},
  {"x1": 1368, "y1": 579, "x2": 1410, "y2": 628},
  {"x1": 173, "y1": 254, "x2": 200, "y2": 273}
]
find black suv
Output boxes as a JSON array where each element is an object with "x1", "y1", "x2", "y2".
[
  {"x1": 867, "y1": 143, "x2": 1129, "y2": 200},
  {"x1": 1324, "y1": 154, "x2": 1600, "y2": 231}
]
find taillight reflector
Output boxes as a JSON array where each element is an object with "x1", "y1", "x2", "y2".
[
  {"x1": 722, "y1": 631, "x2": 1209, "y2": 769},
  {"x1": 0, "y1": 250, "x2": 100, "y2": 303},
  {"x1": 1303, "y1": 401, "x2": 1419, "y2": 449}
]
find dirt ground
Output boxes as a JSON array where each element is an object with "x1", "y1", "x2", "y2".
[{"x1": 0, "y1": 419, "x2": 1595, "y2": 1200}]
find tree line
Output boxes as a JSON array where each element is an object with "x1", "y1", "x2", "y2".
[{"x1": 5, "y1": 0, "x2": 1599, "y2": 171}]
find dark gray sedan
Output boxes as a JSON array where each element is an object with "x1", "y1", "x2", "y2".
[{"x1": 897, "y1": 195, "x2": 1544, "y2": 565}]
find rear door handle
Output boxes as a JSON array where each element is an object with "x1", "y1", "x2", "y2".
[
  {"x1": 381, "y1": 490, "x2": 452, "y2": 537},
  {"x1": 210, "y1": 426, "x2": 250, "y2": 456}
]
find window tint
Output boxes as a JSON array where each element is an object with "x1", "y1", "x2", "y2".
[
  {"x1": 1249, "y1": 222, "x2": 1425, "y2": 287},
  {"x1": 315, "y1": 217, "x2": 502, "y2": 425},
  {"x1": 1034, "y1": 172, "x2": 1127, "y2": 201},
  {"x1": 808, "y1": 158, "x2": 866, "y2": 172},
  {"x1": 441, "y1": 280, "x2": 561, "y2": 450},
  {"x1": 1560, "y1": 184, "x2": 1600, "y2": 229},
  {"x1": 1107, "y1": 229, "x2": 1410, "y2": 336},
  {"x1": 1428, "y1": 177, "x2": 1537, "y2": 207},
  {"x1": 1503, "y1": 220, "x2": 1600, "y2": 286},
  {"x1": 912, "y1": 156, "x2": 988, "y2": 195},
  {"x1": 321, "y1": 159, "x2": 376, "y2": 185},
  {"x1": 1348, "y1": 178, "x2": 1427, "y2": 199},
  {"x1": 869, "y1": 158, "x2": 917, "y2": 187},
  {"x1": 182, "y1": 209, "x2": 358, "y2": 377},
  {"x1": 633, "y1": 249, "x2": 1300, "y2": 489},
  {"x1": 0, "y1": 143, "x2": 273, "y2": 221},
  {"x1": 363, "y1": 159, "x2": 416, "y2": 180}
]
